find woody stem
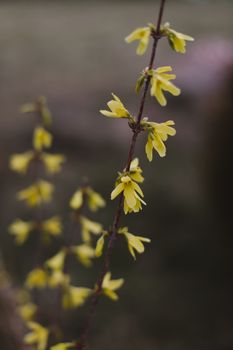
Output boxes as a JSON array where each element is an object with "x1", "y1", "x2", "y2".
[{"x1": 77, "y1": 0, "x2": 166, "y2": 348}]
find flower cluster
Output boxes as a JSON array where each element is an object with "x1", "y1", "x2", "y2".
[
  {"x1": 111, "y1": 158, "x2": 146, "y2": 214},
  {"x1": 9, "y1": 98, "x2": 64, "y2": 245}
]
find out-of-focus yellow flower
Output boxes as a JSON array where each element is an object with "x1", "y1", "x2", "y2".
[
  {"x1": 50, "y1": 342, "x2": 75, "y2": 350},
  {"x1": 20, "y1": 102, "x2": 37, "y2": 114},
  {"x1": 144, "y1": 120, "x2": 176, "y2": 160},
  {"x1": 162, "y1": 22, "x2": 194, "y2": 54},
  {"x1": 62, "y1": 286, "x2": 92, "y2": 309},
  {"x1": 9, "y1": 219, "x2": 34, "y2": 245},
  {"x1": 26, "y1": 268, "x2": 47, "y2": 289},
  {"x1": 70, "y1": 186, "x2": 105, "y2": 212},
  {"x1": 95, "y1": 231, "x2": 108, "y2": 258},
  {"x1": 33, "y1": 126, "x2": 52, "y2": 151},
  {"x1": 18, "y1": 302, "x2": 37, "y2": 322},
  {"x1": 24, "y1": 321, "x2": 49, "y2": 350},
  {"x1": 45, "y1": 250, "x2": 66, "y2": 271},
  {"x1": 41, "y1": 153, "x2": 65, "y2": 174},
  {"x1": 125, "y1": 26, "x2": 151, "y2": 55},
  {"x1": 118, "y1": 227, "x2": 151, "y2": 260},
  {"x1": 9, "y1": 151, "x2": 34, "y2": 174},
  {"x1": 102, "y1": 272, "x2": 124, "y2": 301},
  {"x1": 71, "y1": 244, "x2": 95, "y2": 267},
  {"x1": 100, "y1": 94, "x2": 130, "y2": 118},
  {"x1": 17, "y1": 180, "x2": 54, "y2": 207},
  {"x1": 86, "y1": 187, "x2": 106, "y2": 212},
  {"x1": 70, "y1": 189, "x2": 83, "y2": 210},
  {"x1": 79, "y1": 216, "x2": 103, "y2": 243},
  {"x1": 41, "y1": 216, "x2": 62, "y2": 236},
  {"x1": 20, "y1": 96, "x2": 52, "y2": 126},
  {"x1": 150, "y1": 66, "x2": 180, "y2": 106},
  {"x1": 111, "y1": 175, "x2": 146, "y2": 214},
  {"x1": 48, "y1": 271, "x2": 70, "y2": 288}
]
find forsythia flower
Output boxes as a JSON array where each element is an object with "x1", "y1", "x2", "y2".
[
  {"x1": 128, "y1": 158, "x2": 144, "y2": 183},
  {"x1": 118, "y1": 227, "x2": 151, "y2": 260},
  {"x1": 9, "y1": 219, "x2": 34, "y2": 245},
  {"x1": 21, "y1": 97, "x2": 52, "y2": 125},
  {"x1": 102, "y1": 272, "x2": 124, "y2": 301},
  {"x1": 162, "y1": 22, "x2": 194, "y2": 54},
  {"x1": 145, "y1": 120, "x2": 176, "y2": 160},
  {"x1": 70, "y1": 189, "x2": 83, "y2": 210},
  {"x1": 111, "y1": 175, "x2": 146, "y2": 214},
  {"x1": 100, "y1": 94, "x2": 130, "y2": 118},
  {"x1": 125, "y1": 26, "x2": 151, "y2": 55},
  {"x1": 71, "y1": 244, "x2": 96, "y2": 267},
  {"x1": 70, "y1": 187, "x2": 105, "y2": 212},
  {"x1": 86, "y1": 187, "x2": 106, "y2": 212},
  {"x1": 26, "y1": 268, "x2": 47, "y2": 289},
  {"x1": 18, "y1": 302, "x2": 37, "y2": 322},
  {"x1": 9, "y1": 151, "x2": 34, "y2": 174},
  {"x1": 51, "y1": 343, "x2": 75, "y2": 350},
  {"x1": 41, "y1": 216, "x2": 62, "y2": 236},
  {"x1": 24, "y1": 321, "x2": 49, "y2": 350},
  {"x1": 45, "y1": 250, "x2": 66, "y2": 271},
  {"x1": 150, "y1": 66, "x2": 180, "y2": 106},
  {"x1": 62, "y1": 286, "x2": 92, "y2": 309},
  {"x1": 33, "y1": 126, "x2": 52, "y2": 151},
  {"x1": 17, "y1": 180, "x2": 54, "y2": 207},
  {"x1": 41, "y1": 153, "x2": 65, "y2": 174},
  {"x1": 79, "y1": 215, "x2": 103, "y2": 242},
  {"x1": 95, "y1": 231, "x2": 108, "y2": 257},
  {"x1": 48, "y1": 271, "x2": 70, "y2": 288}
]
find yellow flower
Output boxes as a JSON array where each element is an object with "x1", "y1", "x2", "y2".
[
  {"x1": 62, "y1": 286, "x2": 92, "y2": 309},
  {"x1": 71, "y1": 244, "x2": 95, "y2": 267},
  {"x1": 45, "y1": 250, "x2": 66, "y2": 271},
  {"x1": 9, "y1": 151, "x2": 34, "y2": 174},
  {"x1": 79, "y1": 216, "x2": 103, "y2": 243},
  {"x1": 111, "y1": 175, "x2": 146, "y2": 214},
  {"x1": 70, "y1": 187, "x2": 105, "y2": 212},
  {"x1": 100, "y1": 94, "x2": 130, "y2": 118},
  {"x1": 70, "y1": 189, "x2": 83, "y2": 210},
  {"x1": 51, "y1": 343, "x2": 75, "y2": 350},
  {"x1": 150, "y1": 66, "x2": 181, "y2": 106},
  {"x1": 162, "y1": 22, "x2": 194, "y2": 54},
  {"x1": 20, "y1": 102, "x2": 37, "y2": 114},
  {"x1": 41, "y1": 216, "x2": 62, "y2": 236},
  {"x1": 20, "y1": 97, "x2": 52, "y2": 126},
  {"x1": 17, "y1": 180, "x2": 54, "y2": 207},
  {"x1": 41, "y1": 153, "x2": 65, "y2": 174},
  {"x1": 48, "y1": 271, "x2": 70, "y2": 288},
  {"x1": 26, "y1": 268, "x2": 47, "y2": 289},
  {"x1": 118, "y1": 227, "x2": 151, "y2": 260},
  {"x1": 145, "y1": 120, "x2": 176, "y2": 160},
  {"x1": 86, "y1": 187, "x2": 106, "y2": 212},
  {"x1": 95, "y1": 231, "x2": 108, "y2": 257},
  {"x1": 125, "y1": 26, "x2": 151, "y2": 55},
  {"x1": 33, "y1": 126, "x2": 52, "y2": 151},
  {"x1": 128, "y1": 158, "x2": 144, "y2": 183},
  {"x1": 9, "y1": 219, "x2": 34, "y2": 245},
  {"x1": 24, "y1": 321, "x2": 49, "y2": 350},
  {"x1": 102, "y1": 272, "x2": 124, "y2": 301},
  {"x1": 18, "y1": 302, "x2": 37, "y2": 322}
]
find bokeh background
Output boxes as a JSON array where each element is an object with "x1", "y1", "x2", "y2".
[{"x1": 0, "y1": 0, "x2": 233, "y2": 349}]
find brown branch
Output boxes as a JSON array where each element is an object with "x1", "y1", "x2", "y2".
[{"x1": 77, "y1": 1, "x2": 167, "y2": 348}]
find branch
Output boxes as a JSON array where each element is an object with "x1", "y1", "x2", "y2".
[{"x1": 77, "y1": 1, "x2": 167, "y2": 348}]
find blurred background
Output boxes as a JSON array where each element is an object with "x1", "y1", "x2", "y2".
[{"x1": 0, "y1": 0, "x2": 233, "y2": 349}]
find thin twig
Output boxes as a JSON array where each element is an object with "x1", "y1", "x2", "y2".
[{"x1": 77, "y1": 1, "x2": 166, "y2": 348}]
